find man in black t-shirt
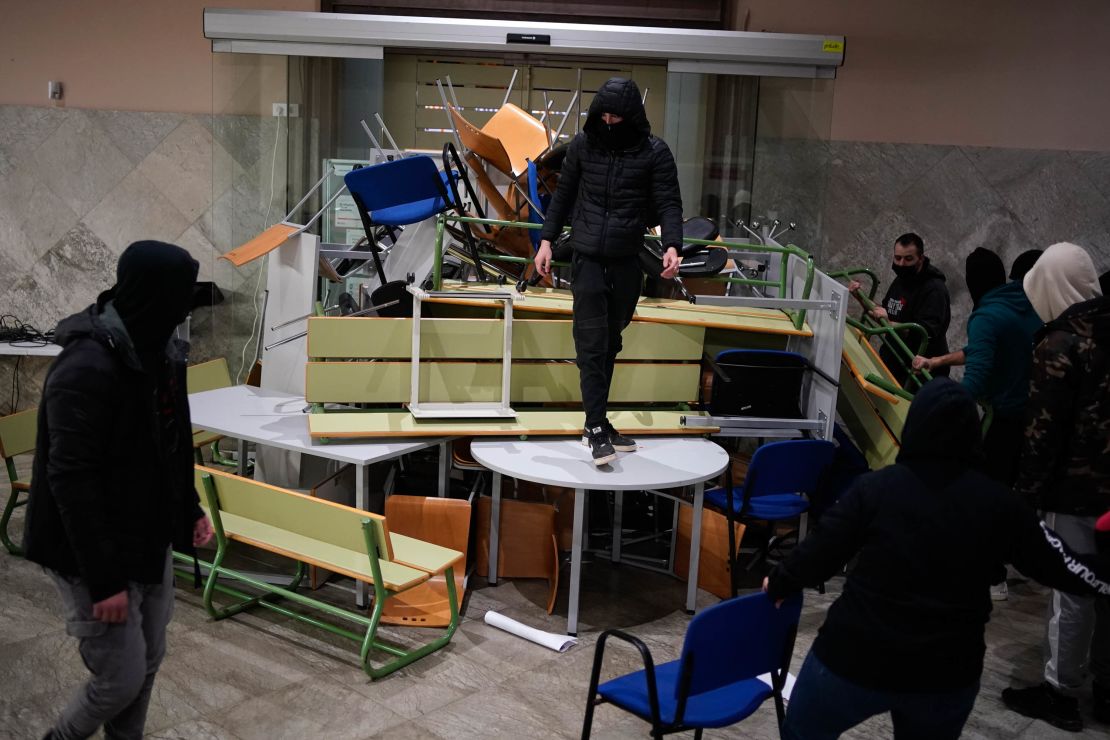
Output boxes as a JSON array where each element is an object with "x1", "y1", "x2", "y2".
[{"x1": 851, "y1": 232, "x2": 951, "y2": 386}]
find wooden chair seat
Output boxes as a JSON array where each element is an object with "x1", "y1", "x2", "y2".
[
  {"x1": 0, "y1": 406, "x2": 37, "y2": 556},
  {"x1": 192, "y1": 429, "x2": 225, "y2": 449},
  {"x1": 11, "y1": 478, "x2": 29, "y2": 492}
]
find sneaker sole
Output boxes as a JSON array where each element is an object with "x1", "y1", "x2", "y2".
[
  {"x1": 582, "y1": 436, "x2": 636, "y2": 453},
  {"x1": 593, "y1": 452, "x2": 617, "y2": 466}
]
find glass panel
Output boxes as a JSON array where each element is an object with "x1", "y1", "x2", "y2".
[
  {"x1": 199, "y1": 52, "x2": 288, "y2": 382},
  {"x1": 750, "y1": 77, "x2": 835, "y2": 260}
]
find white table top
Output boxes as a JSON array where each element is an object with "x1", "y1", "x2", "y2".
[
  {"x1": 0, "y1": 341, "x2": 63, "y2": 357},
  {"x1": 470, "y1": 436, "x2": 728, "y2": 490},
  {"x1": 189, "y1": 385, "x2": 444, "y2": 465}
]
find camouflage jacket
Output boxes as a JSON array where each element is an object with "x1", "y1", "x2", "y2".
[{"x1": 1016, "y1": 296, "x2": 1110, "y2": 515}]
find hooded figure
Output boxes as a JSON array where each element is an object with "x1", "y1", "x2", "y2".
[
  {"x1": 965, "y1": 247, "x2": 1006, "y2": 307},
  {"x1": 24, "y1": 241, "x2": 210, "y2": 739},
  {"x1": 1022, "y1": 241, "x2": 1102, "y2": 323},
  {"x1": 1009, "y1": 249, "x2": 1043, "y2": 283},
  {"x1": 1004, "y1": 244, "x2": 1110, "y2": 730},
  {"x1": 535, "y1": 78, "x2": 684, "y2": 465},
  {"x1": 766, "y1": 378, "x2": 1110, "y2": 739}
]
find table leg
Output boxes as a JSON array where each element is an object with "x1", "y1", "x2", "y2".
[
  {"x1": 356, "y1": 463, "x2": 368, "y2": 608},
  {"x1": 438, "y1": 441, "x2": 449, "y2": 498},
  {"x1": 667, "y1": 498, "x2": 680, "y2": 572},
  {"x1": 686, "y1": 481, "x2": 705, "y2": 615},
  {"x1": 611, "y1": 491, "x2": 623, "y2": 564},
  {"x1": 237, "y1": 439, "x2": 248, "y2": 478},
  {"x1": 568, "y1": 487, "x2": 585, "y2": 636},
  {"x1": 488, "y1": 470, "x2": 502, "y2": 585}
]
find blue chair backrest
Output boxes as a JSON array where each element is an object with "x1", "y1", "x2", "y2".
[
  {"x1": 343, "y1": 155, "x2": 447, "y2": 225},
  {"x1": 746, "y1": 439, "x2": 836, "y2": 500},
  {"x1": 677, "y1": 591, "x2": 803, "y2": 698},
  {"x1": 526, "y1": 159, "x2": 549, "y2": 252}
]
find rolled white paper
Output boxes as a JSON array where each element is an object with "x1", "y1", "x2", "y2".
[{"x1": 484, "y1": 610, "x2": 578, "y2": 653}]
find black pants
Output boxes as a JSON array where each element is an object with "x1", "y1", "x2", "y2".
[
  {"x1": 981, "y1": 412, "x2": 1025, "y2": 486},
  {"x1": 572, "y1": 253, "x2": 643, "y2": 428}
]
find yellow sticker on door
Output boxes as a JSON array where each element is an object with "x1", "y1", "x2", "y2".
[{"x1": 822, "y1": 40, "x2": 844, "y2": 53}]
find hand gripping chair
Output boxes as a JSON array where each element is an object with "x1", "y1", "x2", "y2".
[
  {"x1": 582, "y1": 591, "x2": 803, "y2": 739},
  {"x1": 0, "y1": 407, "x2": 36, "y2": 555},
  {"x1": 706, "y1": 439, "x2": 835, "y2": 594}
]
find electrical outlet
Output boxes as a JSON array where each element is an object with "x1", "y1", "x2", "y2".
[{"x1": 272, "y1": 103, "x2": 288, "y2": 117}]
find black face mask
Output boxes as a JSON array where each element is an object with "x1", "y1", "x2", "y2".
[
  {"x1": 598, "y1": 119, "x2": 639, "y2": 150},
  {"x1": 892, "y1": 262, "x2": 920, "y2": 281}
]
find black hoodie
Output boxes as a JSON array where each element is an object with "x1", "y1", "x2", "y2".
[
  {"x1": 879, "y1": 257, "x2": 951, "y2": 383},
  {"x1": 767, "y1": 378, "x2": 1110, "y2": 692},
  {"x1": 538, "y1": 77, "x2": 683, "y2": 259},
  {"x1": 24, "y1": 242, "x2": 203, "y2": 602}
]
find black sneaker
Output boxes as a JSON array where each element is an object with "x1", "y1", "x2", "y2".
[
  {"x1": 1002, "y1": 682, "x2": 1082, "y2": 732},
  {"x1": 582, "y1": 426, "x2": 616, "y2": 466},
  {"x1": 602, "y1": 420, "x2": 637, "y2": 452}
]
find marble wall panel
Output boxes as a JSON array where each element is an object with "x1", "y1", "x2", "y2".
[
  {"x1": 87, "y1": 110, "x2": 185, "y2": 167},
  {"x1": 33, "y1": 110, "x2": 134, "y2": 218},
  {"x1": 0, "y1": 105, "x2": 279, "y2": 409},
  {"x1": 0, "y1": 105, "x2": 66, "y2": 178}
]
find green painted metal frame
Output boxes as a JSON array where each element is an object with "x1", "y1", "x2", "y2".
[
  {"x1": 1, "y1": 457, "x2": 27, "y2": 556},
  {"x1": 846, "y1": 289, "x2": 934, "y2": 393},
  {"x1": 432, "y1": 214, "x2": 820, "y2": 331},
  {"x1": 178, "y1": 473, "x2": 460, "y2": 680},
  {"x1": 825, "y1": 267, "x2": 880, "y2": 301}
]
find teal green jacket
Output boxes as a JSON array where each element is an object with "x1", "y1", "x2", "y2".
[{"x1": 961, "y1": 281, "x2": 1043, "y2": 418}]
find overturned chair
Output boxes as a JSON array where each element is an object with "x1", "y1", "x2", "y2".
[{"x1": 182, "y1": 465, "x2": 463, "y2": 679}]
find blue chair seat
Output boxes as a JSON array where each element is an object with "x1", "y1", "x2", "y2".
[
  {"x1": 705, "y1": 487, "x2": 809, "y2": 520},
  {"x1": 372, "y1": 170, "x2": 456, "y2": 226},
  {"x1": 598, "y1": 659, "x2": 773, "y2": 728}
]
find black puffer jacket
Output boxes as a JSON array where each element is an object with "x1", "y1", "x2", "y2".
[
  {"x1": 767, "y1": 379, "x2": 1110, "y2": 692},
  {"x1": 24, "y1": 294, "x2": 203, "y2": 602},
  {"x1": 539, "y1": 77, "x2": 683, "y2": 258},
  {"x1": 1016, "y1": 296, "x2": 1110, "y2": 515}
]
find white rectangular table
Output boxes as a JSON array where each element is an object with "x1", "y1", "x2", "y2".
[
  {"x1": 189, "y1": 385, "x2": 451, "y2": 604},
  {"x1": 470, "y1": 436, "x2": 729, "y2": 635},
  {"x1": 0, "y1": 341, "x2": 63, "y2": 356}
]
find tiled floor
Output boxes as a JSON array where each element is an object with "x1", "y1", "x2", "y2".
[{"x1": 3, "y1": 471, "x2": 1110, "y2": 739}]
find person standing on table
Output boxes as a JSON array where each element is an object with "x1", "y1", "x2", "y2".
[
  {"x1": 849, "y1": 233, "x2": 951, "y2": 386},
  {"x1": 24, "y1": 241, "x2": 214, "y2": 740},
  {"x1": 534, "y1": 77, "x2": 683, "y2": 466}
]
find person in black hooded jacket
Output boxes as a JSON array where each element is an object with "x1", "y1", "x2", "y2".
[
  {"x1": 535, "y1": 77, "x2": 683, "y2": 465},
  {"x1": 851, "y1": 232, "x2": 951, "y2": 386},
  {"x1": 764, "y1": 378, "x2": 1110, "y2": 740},
  {"x1": 25, "y1": 240, "x2": 212, "y2": 740}
]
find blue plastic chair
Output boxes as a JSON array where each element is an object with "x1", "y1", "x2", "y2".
[
  {"x1": 582, "y1": 591, "x2": 803, "y2": 739},
  {"x1": 343, "y1": 154, "x2": 451, "y2": 229},
  {"x1": 343, "y1": 155, "x2": 457, "y2": 315},
  {"x1": 707, "y1": 439, "x2": 836, "y2": 589},
  {"x1": 525, "y1": 159, "x2": 550, "y2": 252}
]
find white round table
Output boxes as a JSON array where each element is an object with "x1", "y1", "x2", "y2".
[{"x1": 471, "y1": 436, "x2": 729, "y2": 635}]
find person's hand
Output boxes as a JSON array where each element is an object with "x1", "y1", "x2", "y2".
[
  {"x1": 535, "y1": 240, "x2": 553, "y2": 277},
  {"x1": 193, "y1": 515, "x2": 214, "y2": 547},
  {"x1": 761, "y1": 576, "x2": 784, "y2": 609},
  {"x1": 869, "y1": 306, "x2": 888, "y2": 320},
  {"x1": 912, "y1": 355, "x2": 933, "y2": 371},
  {"x1": 847, "y1": 279, "x2": 862, "y2": 293},
  {"x1": 661, "y1": 247, "x2": 680, "y2": 279},
  {"x1": 92, "y1": 590, "x2": 129, "y2": 623}
]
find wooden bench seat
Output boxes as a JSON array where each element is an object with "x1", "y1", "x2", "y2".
[{"x1": 183, "y1": 465, "x2": 462, "y2": 679}]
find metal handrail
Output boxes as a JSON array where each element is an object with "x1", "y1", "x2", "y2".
[{"x1": 432, "y1": 214, "x2": 822, "y2": 329}]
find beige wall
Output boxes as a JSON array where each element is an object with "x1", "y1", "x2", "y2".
[
  {"x1": 739, "y1": 0, "x2": 1110, "y2": 151},
  {"x1": 0, "y1": 0, "x2": 316, "y2": 114}
]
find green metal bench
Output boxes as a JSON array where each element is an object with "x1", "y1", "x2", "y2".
[
  {"x1": 0, "y1": 407, "x2": 36, "y2": 556},
  {"x1": 182, "y1": 465, "x2": 462, "y2": 679}
]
